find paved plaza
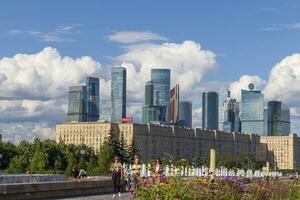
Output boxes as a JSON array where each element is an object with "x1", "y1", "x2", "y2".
[{"x1": 57, "y1": 193, "x2": 131, "y2": 200}]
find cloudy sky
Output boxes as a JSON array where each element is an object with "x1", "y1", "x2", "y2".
[{"x1": 1, "y1": 0, "x2": 300, "y2": 142}]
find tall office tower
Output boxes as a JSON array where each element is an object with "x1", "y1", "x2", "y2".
[
  {"x1": 111, "y1": 67, "x2": 127, "y2": 123},
  {"x1": 142, "y1": 80, "x2": 166, "y2": 123},
  {"x1": 169, "y1": 84, "x2": 180, "y2": 125},
  {"x1": 179, "y1": 101, "x2": 192, "y2": 128},
  {"x1": 267, "y1": 101, "x2": 291, "y2": 136},
  {"x1": 151, "y1": 69, "x2": 170, "y2": 122},
  {"x1": 241, "y1": 83, "x2": 264, "y2": 135},
  {"x1": 223, "y1": 98, "x2": 240, "y2": 132},
  {"x1": 67, "y1": 86, "x2": 87, "y2": 122},
  {"x1": 86, "y1": 77, "x2": 100, "y2": 121},
  {"x1": 218, "y1": 87, "x2": 230, "y2": 131},
  {"x1": 264, "y1": 108, "x2": 268, "y2": 136},
  {"x1": 100, "y1": 100, "x2": 111, "y2": 122},
  {"x1": 202, "y1": 92, "x2": 218, "y2": 130},
  {"x1": 145, "y1": 81, "x2": 154, "y2": 106}
]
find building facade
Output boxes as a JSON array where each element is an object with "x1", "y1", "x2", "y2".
[
  {"x1": 100, "y1": 100, "x2": 111, "y2": 122},
  {"x1": 223, "y1": 98, "x2": 240, "y2": 133},
  {"x1": 241, "y1": 89, "x2": 264, "y2": 135},
  {"x1": 151, "y1": 69, "x2": 170, "y2": 122},
  {"x1": 267, "y1": 101, "x2": 290, "y2": 136},
  {"x1": 67, "y1": 86, "x2": 87, "y2": 122},
  {"x1": 261, "y1": 134, "x2": 300, "y2": 170},
  {"x1": 218, "y1": 87, "x2": 230, "y2": 131},
  {"x1": 86, "y1": 77, "x2": 100, "y2": 121},
  {"x1": 56, "y1": 122, "x2": 266, "y2": 164},
  {"x1": 169, "y1": 84, "x2": 179, "y2": 125},
  {"x1": 142, "y1": 105, "x2": 167, "y2": 124},
  {"x1": 179, "y1": 101, "x2": 192, "y2": 128},
  {"x1": 111, "y1": 67, "x2": 127, "y2": 123},
  {"x1": 202, "y1": 92, "x2": 218, "y2": 130}
]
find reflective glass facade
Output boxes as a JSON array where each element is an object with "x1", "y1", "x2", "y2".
[
  {"x1": 218, "y1": 87, "x2": 230, "y2": 131},
  {"x1": 151, "y1": 69, "x2": 170, "y2": 107},
  {"x1": 111, "y1": 67, "x2": 126, "y2": 123},
  {"x1": 202, "y1": 92, "x2": 218, "y2": 130},
  {"x1": 241, "y1": 89, "x2": 264, "y2": 135},
  {"x1": 86, "y1": 77, "x2": 100, "y2": 121},
  {"x1": 223, "y1": 98, "x2": 240, "y2": 132},
  {"x1": 145, "y1": 81, "x2": 154, "y2": 106},
  {"x1": 179, "y1": 101, "x2": 192, "y2": 128},
  {"x1": 142, "y1": 105, "x2": 167, "y2": 124},
  {"x1": 267, "y1": 101, "x2": 290, "y2": 136},
  {"x1": 67, "y1": 86, "x2": 87, "y2": 122},
  {"x1": 100, "y1": 100, "x2": 111, "y2": 122}
]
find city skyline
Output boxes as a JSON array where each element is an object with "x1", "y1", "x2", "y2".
[{"x1": 1, "y1": 1, "x2": 300, "y2": 142}]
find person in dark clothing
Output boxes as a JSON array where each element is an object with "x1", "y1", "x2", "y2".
[{"x1": 110, "y1": 156, "x2": 123, "y2": 198}]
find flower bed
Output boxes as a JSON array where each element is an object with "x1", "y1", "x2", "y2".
[{"x1": 134, "y1": 173, "x2": 298, "y2": 200}]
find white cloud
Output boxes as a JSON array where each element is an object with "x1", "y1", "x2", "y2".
[
  {"x1": 0, "y1": 47, "x2": 101, "y2": 100},
  {"x1": 107, "y1": 31, "x2": 168, "y2": 44},
  {"x1": 192, "y1": 107, "x2": 202, "y2": 128},
  {"x1": 229, "y1": 75, "x2": 266, "y2": 101},
  {"x1": 263, "y1": 54, "x2": 300, "y2": 104}
]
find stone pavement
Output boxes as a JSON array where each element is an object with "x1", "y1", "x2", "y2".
[{"x1": 56, "y1": 193, "x2": 131, "y2": 200}]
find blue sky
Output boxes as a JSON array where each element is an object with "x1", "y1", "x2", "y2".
[
  {"x1": 1, "y1": 0, "x2": 300, "y2": 141},
  {"x1": 1, "y1": 0, "x2": 300, "y2": 81}
]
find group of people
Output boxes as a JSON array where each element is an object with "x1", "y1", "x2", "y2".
[{"x1": 109, "y1": 156, "x2": 163, "y2": 198}]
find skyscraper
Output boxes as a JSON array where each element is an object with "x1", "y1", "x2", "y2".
[
  {"x1": 169, "y1": 84, "x2": 179, "y2": 125},
  {"x1": 86, "y1": 77, "x2": 100, "y2": 121},
  {"x1": 111, "y1": 66, "x2": 127, "y2": 123},
  {"x1": 202, "y1": 92, "x2": 218, "y2": 130},
  {"x1": 100, "y1": 100, "x2": 111, "y2": 122},
  {"x1": 223, "y1": 98, "x2": 240, "y2": 132},
  {"x1": 145, "y1": 81, "x2": 154, "y2": 106},
  {"x1": 241, "y1": 84, "x2": 264, "y2": 135},
  {"x1": 67, "y1": 86, "x2": 87, "y2": 122},
  {"x1": 218, "y1": 87, "x2": 231, "y2": 131},
  {"x1": 267, "y1": 101, "x2": 290, "y2": 136},
  {"x1": 142, "y1": 80, "x2": 166, "y2": 123},
  {"x1": 179, "y1": 101, "x2": 192, "y2": 128},
  {"x1": 151, "y1": 69, "x2": 170, "y2": 106}
]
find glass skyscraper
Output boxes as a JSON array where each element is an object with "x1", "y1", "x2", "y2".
[
  {"x1": 241, "y1": 89, "x2": 264, "y2": 135},
  {"x1": 179, "y1": 101, "x2": 192, "y2": 128},
  {"x1": 111, "y1": 66, "x2": 127, "y2": 123},
  {"x1": 267, "y1": 101, "x2": 290, "y2": 136},
  {"x1": 218, "y1": 87, "x2": 230, "y2": 131},
  {"x1": 142, "y1": 105, "x2": 167, "y2": 124},
  {"x1": 202, "y1": 92, "x2": 218, "y2": 130},
  {"x1": 151, "y1": 69, "x2": 170, "y2": 122},
  {"x1": 67, "y1": 86, "x2": 87, "y2": 122},
  {"x1": 145, "y1": 81, "x2": 154, "y2": 106},
  {"x1": 86, "y1": 77, "x2": 100, "y2": 121},
  {"x1": 223, "y1": 98, "x2": 240, "y2": 132},
  {"x1": 100, "y1": 100, "x2": 111, "y2": 122}
]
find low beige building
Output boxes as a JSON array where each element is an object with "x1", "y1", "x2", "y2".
[
  {"x1": 261, "y1": 134, "x2": 300, "y2": 170},
  {"x1": 56, "y1": 122, "x2": 267, "y2": 163}
]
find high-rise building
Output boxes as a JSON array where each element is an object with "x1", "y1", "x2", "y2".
[
  {"x1": 169, "y1": 84, "x2": 179, "y2": 125},
  {"x1": 142, "y1": 105, "x2": 167, "y2": 124},
  {"x1": 86, "y1": 77, "x2": 100, "y2": 121},
  {"x1": 179, "y1": 101, "x2": 192, "y2": 128},
  {"x1": 223, "y1": 98, "x2": 240, "y2": 132},
  {"x1": 218, "y1": 87, "x2": 230, "y2": 131},
  {"x1": 145, "y1": 81, "x2": 154, "y2": 106},
  {"x1": 202, "y1": 92, "x2": 218, "y2": 130},
  {"x1": 264, "y1": 108, "x2": 268, "y2": 136},
  {"x1": 267, "y1": 101, "x2": 290, "y2": 136},
  {"x1": 241, "y1": 84, "x2": 264, "y2": 135},
  {"x1": 111, "y1": 67, "x2": 127, "y2": 123},
  {"x1": 67, "y1": 86, "x2": 87, "y2": 122},
  {"x1": 100, "y1": 100, "x2": 111, "y2": 122},
  {"x1": 151, "y1": 69, "x2": 170, "y2": 106}
]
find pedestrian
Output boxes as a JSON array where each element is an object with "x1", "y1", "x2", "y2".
[
  {"x1": 130, "y1": 156, "x2": 142, "y2": 196},
  {"x1": 153, "y1": 158, "x2": 163, "y2": 174},
  {"x1": 122, "y1": 162, "x2": 130, "y2": 192},
  {"x1": 110, "y1": 156, "x2": 123, "y2": 198}
]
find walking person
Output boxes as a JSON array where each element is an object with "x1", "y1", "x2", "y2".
[
  {"x1": 110, "y1": 156, "x2": 123, "y2": 198},
  {"x1": 153, "y1": 158, "x2": 163, "y2": 174},
  {"x1": 122, "y1": 162, "x2": 131, "y2": 192},
  {"x1": 130, "y1": 156, "x2": 142, "y2": 197}
]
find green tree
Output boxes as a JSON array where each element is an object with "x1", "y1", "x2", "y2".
[
  {"x1": 29, "y1": 151, "x2": 49, "y2": 173},
  {"x1": 97, "y1": 138, "x2": 113, "y2": 174},
  {"x1": 0, "y1": 141, "x2": 18, "y2": 170},
  {"x1": 126, "y1": 137, "x2": 139, "y2": 163}
]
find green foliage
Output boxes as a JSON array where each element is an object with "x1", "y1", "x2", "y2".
[{"x1": 0, "y1": 141, "x2": 18, "y2": 170}]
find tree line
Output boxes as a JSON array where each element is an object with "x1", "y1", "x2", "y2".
[{"x1": 0, "y1": 133, "x2": 138, "y2": 175}]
